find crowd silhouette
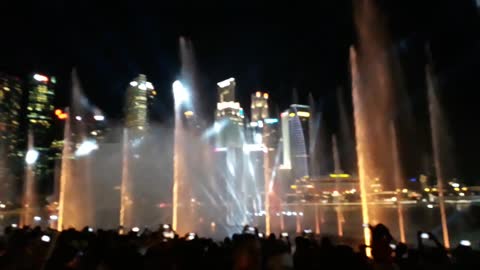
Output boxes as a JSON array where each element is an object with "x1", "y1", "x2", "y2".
[{"x1": 0, "y1": 223, "x2": 478, "y2": 270}]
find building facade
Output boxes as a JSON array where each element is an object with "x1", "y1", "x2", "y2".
[
  {"x1": 281, "y1": 104, "x2": 311, "y2": 183},
  {"x1": 0, "y1": 73, "x2": 25, "y2": 200},
  {"x1": 125, "y1": 74, "x2": 156, "y2": 130},
  {"x1": 27, "y1": 73, "x2": 56, "y2": 195},
  {"x1": 251, "y1": 91, "x2": 269, "y2": 122}
]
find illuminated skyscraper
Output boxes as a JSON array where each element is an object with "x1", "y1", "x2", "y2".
[
  {"x1": 0, "y1": 73, "x2": 24, "y2": 158},
  {"x1": 0, "y1": 73, "x2": 24, "y2": 199},
  {"x1": 251, "y1": 91, "x2": 269, "y2": 122},
  {"x1": 281, "y1": 104, "x2": 311, "y2": 182},
  {"x1": 217, "y1": 77, "x2": 236, "y2": 103},
  {"x1": 125, "y1": 74, "x2": 156, "y2": 130},
  {"x1": 215, "y1": 78, "x2": 244, "y2": 147},
  {"x1": 27, "y1": 73, "x2": 56, "y2": 194}
]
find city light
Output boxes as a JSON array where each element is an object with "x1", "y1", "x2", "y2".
[
  {"x1": 450, "y1": 182, "x2": 460, "y2": 188},
  {"x1": 0, "y1": 203, "x2": 6, "y2": 208},
  {"x1": 49, "y1": 215, "x2": 58, "y2": 220},
  {"x1": 146, "y1": 82, "x2": 154, "y2": 89},
  {"x1": 263, "y1": 93, "x2": 269, "y2": 99},
  {"x1": 132, "y1": 227, "x2": 140, "y2": 232},
  {"x1": 427, "y1": 204, "x2": 434, "y2": 209},
  {"x1": 75, "y1": 140, "x2": 99, "y2": 157},
  {"x1": 217, "y1": 101, "x2": 240, "y2": 110},
  {"x1": 33, "y1": 74, "x2": 48, "y2": 82},
  {"x1": 264, "y1": 118, "x2": 279, "y2": 124},
  {"x1": 329, "y1": 173, "x2": 350, "y2": 178},
  {"x1": 25, "y1": 149, "x2": 40, "y2": 165},
  {"x1": 93, "y1": 115, "x2": 105, "y2": 121},
  {"x1": 256, "y1": 91, "x2": 261, "y2": 97},
  {"x1": 75, "y1": 116, "x2": 82, "y2": 121},
  {"x1": 460, "y1": 240, "x2": 471, "y2": 247},
  {"x1": 243, "y1": 144, "x2": 267, "y2": 153},
  {"x1": 297, "y1": 111, "x2": 310, "y2": 118},
  {"x1": 138, "y1": 83, "x2": 147, "y2": 90},
  {"x1": 217, "y1": 77, "x2": 235, "y2": 88},
  {"x1": 184, "y1": 111, "x2": 194, "y2": 117},
  {"x1": 11, "y1": 224, "x2": 17, "y2": 228},
  {"x1": 129, "y1": 81, "x2": 138, "y2": 87},
  {"x1": 172, "y1": 80, "x2": 190, "y2": 106},
  {"x1": 41, "y1": 235, "x2": 51, "y2": 243},
  {"x1": 55, "y1": 109, "x2": 68, "y2": 120},
  {"x1": 33, "y1": 216, "x2": 42, "y2": 221}
]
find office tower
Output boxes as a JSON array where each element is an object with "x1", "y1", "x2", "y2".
[
  {"x1": 281, "y1": 104, "x2": 311, "y2": 182},
  {"x1": 215, "y1": 78, "x2": 244, "y2": 147},
  {"x1": 217, "y1": 77, "x2": 236, "y2": 102},
  {"x1": 0, "y1": 73, "x2": 24, "y2": 199},
  {"x1": 251, "y1": 91, "x2": 269, "y2": 122},
  {"x1": 27, "y1": 73, "x2": 56, "y2": 194},
  {"x1": 125, "y1": 74, "x2": 156, "y2": 130}
]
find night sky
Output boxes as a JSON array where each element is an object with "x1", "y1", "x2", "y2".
[{"x1": 1, "y1": 1, "x2": 479, "y2": 181}]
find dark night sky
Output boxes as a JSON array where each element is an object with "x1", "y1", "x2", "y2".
[{"x1": 1, "y1": 0, "x2": 480, "y2": 181}]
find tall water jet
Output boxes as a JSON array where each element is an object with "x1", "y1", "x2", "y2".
[
  {"x1": 352, "y1": 0, "x2": 403, "y2": 247},
  {"x1": 390, "y1": 123, "x2": 406, "y2": 243},
  {"x1": 171, "y1": 37, "x2": 201, "y2": 234},
  {"x1": 21, "y1": 132, "x2": 37, "y2": 226},
  {"x1": 119, "y1": 128, "x2": 132, "y2": 229},
  {"x1": 263, "y1": 137, "x2": 272, "y2": 235},
  {"x1": 350, "y1": 46, "x2": 371, "y2": 250},
  {"x1": 172, "y1": 80, "x2": 190, "y2": 234},
  {"x1": 332, "y1": 135, "x2": 344, "y2": 237},
  {"x1": 58, "y1": 71, "x2": 95, "y2": 229},
  {"x1": 57, "y1": 108, "x2": 71, "y2": 230},
  {"x1": 426, "y1": 64, "x2": 451, "y2": 248}
]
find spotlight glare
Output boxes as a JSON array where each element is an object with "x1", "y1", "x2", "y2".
[
  {"x1": 41, "y1": 235, "x2": 51, "y2": 242},
  {"x1": 130, "y1": 81, "x2": 138, "y2": 87},
  {"x1": 460, "y1": 240, "x2": 471, "y2": 247},
  {"x1": 25, "y1": 149, "x2": 40, "y2": 165},
  {"x1": 93, "y1": 115, "x2": 105, "y2": 121},
  {"x1": 75, "y1": 140, "x2": 99, "y2": 157},
  {"x1": 172, "y1": 80, "x2": 190, "y2": 105}
]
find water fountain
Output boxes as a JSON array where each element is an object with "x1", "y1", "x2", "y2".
[
  {"x1": 426, "y1": 63, "x2": 451, "y2": 248},
  {"x1": 351, "y1": 0, "x2": 408, "y2": 248},
  {"x1": 21, "y1": 132, "x2": 37, "y2": 226},
  {"x1": 57, "y1": 107, "x2": 71, "y2": 230},
  {"x1": 58, "y1": 71, "x2": 95, "y2": 230},
  {"x1": 390, "y1": 124, "x2": 406, "y2": 243}
]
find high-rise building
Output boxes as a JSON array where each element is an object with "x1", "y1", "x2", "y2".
[
  {"x1": 125, "y1": 74, "x2": 156, "y2": 130},
  {"x1": 0, "y1": 73, "x2": 24, "y2": 157},
  {"x1": 0, "y1": 73, "x2": 25, "y2": 200},
  {"x1": 27, "y1": 73, "x2": 56, "y2": 194},
  {"x1": 281, "y1": 104, "x2": 311, "y2": 182},
  {"x1": 251, "y1": 91, "x2": 269, "y2": 122},
  {"x1": 215, "y1": 78, "x2": 244, "y2": 147},
  {"x1": 217, "y1": 77, "x2": 236, "y2": 103}
]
